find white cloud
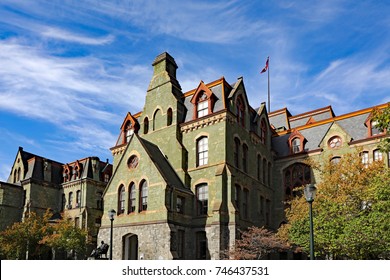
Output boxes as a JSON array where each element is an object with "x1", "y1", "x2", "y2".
[{"x1": 41, "y1": 27, "x2": 115, "y2": 45}]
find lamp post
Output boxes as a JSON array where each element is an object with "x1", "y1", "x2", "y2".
[
  {"x1": 304, "y1": 184, "x2": 317, "y2": 260},
  {"x1": 108, "y1": 209, "x2": 116, "y2": 260}
]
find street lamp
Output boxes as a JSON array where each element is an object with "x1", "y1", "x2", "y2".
[
  {"x1": 304, "y1": 184, "x2": 317, "y2": 260},
  {"x1": 108, "y1": 209, "x2": 116, "y2": 260}
]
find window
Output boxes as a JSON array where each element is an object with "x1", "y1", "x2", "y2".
[
  {"x1": 371, "y1": 120, "x2": 381, "y2": 136},
  {"x1": 196, "y1": 231, "x2": 208, "y2": 259},
  {"x1": 127, "y1": 155, "x2": 139, "y2": 169},
  {"x1": 243, "y1": 189, "x2": 249, "y2": 219},
  {"x1": 140, "y1": 180, "x2": 148, "y2": 212},
  {"x1": 76, "y1": 190, "x2": 81, "y2": 208},
  {"x1": 262, "y1": 159, "x2": 267, "y2": 184},
  {"x1": 257, "y1": 155, "x2": 261, "y2": 181},
  {"x1": 197, "y1": 136, "x2": 208, "y2": 166},
  {"x1": 331, "y1": 156, "x2": 341, "y2": 164},
  {"x1": 144, "y1": 117, "x2": 149, "y2": 134},
  {"x1": 129, "y1": 183, "x2": 136, "y2": 213},
  {"x1": 176, "y1": 196, "x2": 184, "y2": 214},
  {"x1": 268, "y1": 162, "x2": 272, "y2": 187},
  {"x1": 361, "y1": 151, "x2": 369, "y2": 167},
  {"x1": 234, "y1": 138, "x2": 240, "y2": 168},
  {"x1": 118, "y1": 185, "x2": 125, "y2": 214},
  {"x1": 197, "y1": 100, "x2": 208, "y2": 118},
  {"x1": 260, "y1": 119, "x2": 267, "y2": 144},
  {"x1": 236, "y1": 96, "x2": 245, "y2": 127},
  {"x1": 96, "y1": 192, "x2": 103, "y2": 210},
  {"x1": 124, "y1": 122, "x2": 133, "y2": 143},
  {"x1": 104, "y1": 173, "x2": 110, "y2": 183},
  {"x1": 284, "y1": 163, "x2": 311, "y2": 198},
  {"x1": 328, "y1": 136, "x2": 342, "y2": 149},
  {"x1": 68, "y1": 192, "x2": 73, "y2": 209},
  {"x1": 292, "y1": 138, "x2": 301, "y2": 153},
  {"x1": 196, "y1": 184, "x2": 208, "y2": 216},
  {"x1": 242, "y1": 144, "x2": 248, "y2": 173},
  {"x1": 265, "y1": 199, "x2": 271, "y2": 226},
  {"x1": 373, "y1": 149, "x2": 383, "y2": 161},
  {"x1": 235, "y1": 185, "x2": 240, "y2": 210},
  {"x1": 167, "y1": 108, "x2": 173, "y2": 125}
]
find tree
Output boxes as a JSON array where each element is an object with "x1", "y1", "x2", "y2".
[
  {"x1": 229, "y1": 226, "x2": 290, "y2": 260},
  {"x1": 373, "y1": 103, "x2": 390, "y2": 152},
  {"x1": 279, "y1": 152, "x2": 390, "y2": 259},
  {"x1": 0, "y1": 210, "x2": 88, "y2": 260},
  {"x1": 40, "y1": 217, "x2": 88, "y2": 259}
]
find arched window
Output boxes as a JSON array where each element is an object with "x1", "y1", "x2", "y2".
[
  {"x1": 17, "y1": 167, "x2": 21, "y2": 182},
  {"x1": 197, "y1": 136, "x2": 208, "y2": 166},
  {"x1": 76, "y1": 190, "x2": 81, "y2": 208},
  {"x1": 140, "y1": 180, "x2": 148, "y2": 212},
  {"x1": 284, "y1": 163, "x2": 311, "y2": 198},
  {"x1": 167, "y1": 108, "x2": 173, "y2": 126},
  {"x1": 234, "y1": 138, "x2": 240, "y2": 168},
  {"x1": 118, "y1": 185, "x2": 125, "y2": 214},
  {"x1": 236, "y1": 95, "x2": 245, "y2": 127},
  {"x1": 128, "y1": 183, "x2": 136, "y2": 213},
  {"x1": 331, "y1": 156, "x2": 341, "y2": 164},
  {"x1": 144, "y1": 117, "x2": 149, "y2": 134},
  {"x1": 68, "y1": 192, "x2": 73, "y2": 209},
  {"x1": 291, "y1": 138, "x2": 301, "y2": 154},
  {"x1": 242, "y1": 144, "x2": 248, "y2": 173},
  {"x1": 260, "y1": 119, "x2": 267, "y2": 144},
  {"x1": 196, "y1": 183, "x2": 208, "y2": 216},
  {"x1": 13, "y1": 169, "x2": 17, "y2": 183},
  {"x1": 153, "y1": 109, "x2": 161, "y2": 131}
]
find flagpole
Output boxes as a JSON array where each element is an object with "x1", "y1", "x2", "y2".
[{"x1": 267, "y1": 56, "x2": 270, "y2": 112}]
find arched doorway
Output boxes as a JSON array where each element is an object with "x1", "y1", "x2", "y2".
[{"x1": 122, "y1": 234, "x2": 138, "y2": 260}]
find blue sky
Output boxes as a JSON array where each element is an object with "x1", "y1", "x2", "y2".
[{"x1": 1, "y1": 0, "x2": 390, "y2": 181}]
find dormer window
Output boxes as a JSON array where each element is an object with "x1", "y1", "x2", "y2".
[
  {"x1": 197, "y1": 93, "x2": 209, "y2": 118},
  {"x1": 370, "y1": 120, "x2": 381, "y2": 136},
  {"x1": 292, "y1": 138, "x2": 301, "y2": 153},
  {"x1": 190, "y1": 81, "x2": 216, "y2": 120},
  {"x1": 288, "y1": 130, "x2": 305, "y2": 154},
  {"x1": 125, "y1": 122, "x2": 133, "y2": 143}
]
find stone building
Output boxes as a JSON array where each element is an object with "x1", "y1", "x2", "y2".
[
  {"x1": 0, "y1": 147, "x2": 112, "y2": 255},
  {"x1": 1, "y1": 52, "x2": 388, "y2": 260},
  {"x1": 97, "y1": 51, "x2": 390, "y2": 260}
]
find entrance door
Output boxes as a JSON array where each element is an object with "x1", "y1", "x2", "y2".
[{"x1": 123, "y1": 234, "x2": 138, "y2": 260}]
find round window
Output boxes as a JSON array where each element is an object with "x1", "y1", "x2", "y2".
[
  {"x1": 127, "y1": 155, "x2": 139, "y2": 169},
  {"x1": 328, "y1": 136, "x2": 342, "y2": 149}
]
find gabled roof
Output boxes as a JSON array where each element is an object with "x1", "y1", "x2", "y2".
[{"x1": 138, "y1": 137, "x2": 188, "y2": 193}]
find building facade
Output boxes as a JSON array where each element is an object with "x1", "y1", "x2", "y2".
[
  {"x1": 97, "y1": 52, "x2": 390, "y2": 260},
  {"x1": 0, "y1": 147, "x2": 112, "y2": 256},
  {"x1": 1, "y1": 52, "x2": 389, "y2": 260}
]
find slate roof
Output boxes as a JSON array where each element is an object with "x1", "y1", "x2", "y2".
[{"x1": 138, "y1": 136, "x2": 189, "y2": 193}]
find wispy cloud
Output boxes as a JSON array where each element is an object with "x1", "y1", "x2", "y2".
[{"x1": 40, "y1": 27, "x2": 115, "y2": 45}]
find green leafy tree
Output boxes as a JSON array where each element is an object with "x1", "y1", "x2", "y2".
[
  {"x1": 0, "y1": 211, "x2": 52, "y2": 259},
  {"x1": 279, "y1": 152, "x2": 390, "y2": 259},
  {"x1": 0, "y1": 210, "x2": 88, "y2": 260}
]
